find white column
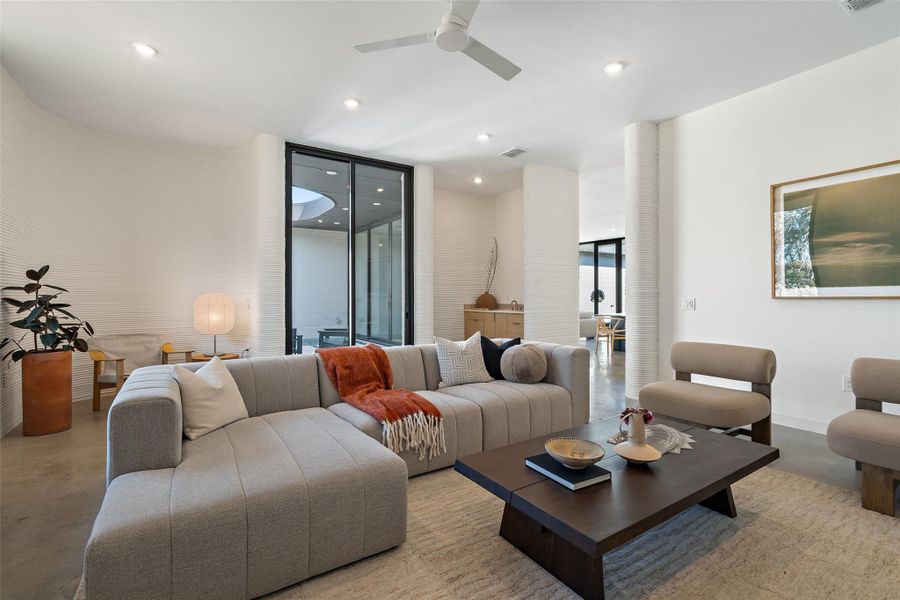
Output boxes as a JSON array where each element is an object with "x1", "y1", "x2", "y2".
[
  {"x1": 624, "y1": 122, "x2": 659, "y2": 403},
  {"x1": 253, "y1": 133, "x2": 286, "y2": 356},
  {"x1": 523, "y1": 164, "x2": 580, "y2": 346},
  {"x1": 413, "y1": 165, "x2": 434, "y2": 344}
]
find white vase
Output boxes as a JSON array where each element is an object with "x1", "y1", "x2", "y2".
[
  {"x1": 614, "y1": 412, "x2": 662, "y2": 464},
  {"x1": 628, "y1": 412, "x2": 646, "y2": 446}
]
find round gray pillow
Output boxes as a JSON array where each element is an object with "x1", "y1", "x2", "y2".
[{"x1": 500, "y1": 344, "x2": 547, "y2": 383}]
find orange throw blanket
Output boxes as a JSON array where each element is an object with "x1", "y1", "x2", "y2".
[{"x1": 317, "y1": 344, "x2": 446, "y2": 460}]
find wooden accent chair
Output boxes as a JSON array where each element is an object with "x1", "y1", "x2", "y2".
[
  {"x1": 827, "y1": 358, "x2": 900, "y2": 516},
  {"x1": 639, "y1": 341, "x2": 776, "y2": 445},
  {"x1": 88, "y1": 334, "x2": 194, "y2": 411},
  {"x1": 594, "y1": 317, "x2": 625, "y2": 355}
]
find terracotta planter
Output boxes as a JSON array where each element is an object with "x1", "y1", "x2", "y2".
[
  {"x1": 22, "y1": 350, "x2": 72, "y2": 436},
  {"x1": 476, "y1": 293, "x2": 498, "y2": 309}
]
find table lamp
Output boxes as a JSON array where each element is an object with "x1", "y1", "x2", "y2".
[{"x1": 194, "y1": 293, "x2": 235, "y2": 357}]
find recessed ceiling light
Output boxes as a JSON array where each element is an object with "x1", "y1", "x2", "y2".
[
  {"x1": 476, "y1": 132, "x2": 492, "y2": 142},
  {"x1": 317, "y1": 219, "x2": 323, "y2": 223},
  {"x1": 377, "y1": 187, "x2": 384, "y2": 193},
  {"x1": 334, "y1": 221, "x2": 341, "y2": 225},
  {"x1": 131, "y1": 42, "x2": 158, "y2": 57},
  {"x1": 373, "y1": 202, "x2": 382, "y2": 206},
  {"x1": 343, "y1": 98, "x2": 360, "y2": 110},
  {"x1": 342, "y1": 207, "x2": 349, "y2": 211},
  {"x1": 473, "y1": 176, "x2": 483, "y2": 185},
  {"x1": 602, "y1": 61, "x2": 625, "y2": 76},
  {"x1": 325, "y1": 170, "x2": 338, "y2": 175}
]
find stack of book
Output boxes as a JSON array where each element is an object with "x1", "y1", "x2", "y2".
[{"x1": 525, "y1": 453, "x2": 611, "y2": 491}]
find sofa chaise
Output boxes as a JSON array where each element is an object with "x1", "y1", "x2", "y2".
[{"x1": 84, "y1": 341, "x2": 588, "y2": 600}]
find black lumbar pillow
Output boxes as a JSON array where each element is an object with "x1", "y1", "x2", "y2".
[{"x1": 480, "y1": 336, "x2": 521, "y2": 380}]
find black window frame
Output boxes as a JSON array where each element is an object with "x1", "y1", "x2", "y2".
[{"x1": 284, "y1": 143, "x2": 414, "y2": 354}]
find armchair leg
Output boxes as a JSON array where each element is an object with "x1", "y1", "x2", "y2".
[
  {"x1": 115, "y1": 362, "x2": 125, "y2": 399},
  {"x1": 861, "y1": 464, "x2": 897, "y2": 517},
  {"x1": 751, "y1": 415, "x2": 772, "y2": 446}
]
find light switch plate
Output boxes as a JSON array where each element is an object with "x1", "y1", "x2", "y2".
[
  {"x1": 842, "y1": 376, "x2": 853, "y2": 393},
  {"x1": 681, "y1": 298, "x2": 697, "y2": 311}
]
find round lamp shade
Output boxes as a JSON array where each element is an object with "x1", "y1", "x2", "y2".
[{"x1": 194, "y1": 293, "x2": 235, "y2": 336}]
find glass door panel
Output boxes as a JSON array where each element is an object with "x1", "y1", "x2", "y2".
[
  {"x1": 289, "y1": 152, "x2": 350, "y2": 354},
  {"x1": 597, "y1": 242, "x2": 618, "y2": 314},
  {"x1": 353, "y1": 164, "x2": 405, "y2": 346},
  {"x1": 579, "y1": 242, "x2": 595, "y2": 314}
]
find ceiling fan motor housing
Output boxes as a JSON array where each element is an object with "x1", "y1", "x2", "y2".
[{"x1": 435, "y1": 14, "x2": 470, "y2": 52}]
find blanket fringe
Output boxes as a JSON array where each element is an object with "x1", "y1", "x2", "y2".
[{"x1": 382, "y1": 413, "x2": 447, "y2": 460}]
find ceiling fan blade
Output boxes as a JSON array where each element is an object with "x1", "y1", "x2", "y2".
[
  {"x1": 449, "y1": 0, "x2": 480, "y2": 25},
  {"x1": 461, "y1": 38, "x2": 521, "y2": 80},
  {"x1": 354, "y1": 33, "x2": 432, "y2": 53}
]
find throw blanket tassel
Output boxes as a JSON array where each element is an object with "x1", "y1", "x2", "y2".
[{"x1": 382, "y1": 413, "x2": 447, "y2": 460}]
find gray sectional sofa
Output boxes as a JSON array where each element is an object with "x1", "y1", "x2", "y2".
[{"x1": 85, "y1": 341, "x2": 589, "y2": 600}]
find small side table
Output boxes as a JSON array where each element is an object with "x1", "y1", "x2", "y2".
[{"x1": 191, "y1": 353, "x2": 240, "y2": 362}]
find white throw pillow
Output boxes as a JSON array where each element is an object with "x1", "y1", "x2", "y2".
[
  {"x1": 174, "y1": 357, "x2": 248, "y2": 440},
  {"x1": 434, "y1": 332, "x2": 494, "y2": 387}
]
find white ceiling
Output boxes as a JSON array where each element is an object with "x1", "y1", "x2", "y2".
[{"x1": 2, "y1": 1, "x2": 898, "y2": 195}]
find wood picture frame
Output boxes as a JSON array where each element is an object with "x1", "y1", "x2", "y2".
[{"x1": 770, "y1": 159, "x2": 900, "y2": 299}]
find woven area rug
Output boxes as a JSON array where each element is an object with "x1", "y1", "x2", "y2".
[{"x1": 76, "y1": 467, "x2": 900, "y2": 600}]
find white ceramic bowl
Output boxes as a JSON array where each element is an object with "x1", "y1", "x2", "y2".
[{"x1": 545, "y1": 437, "x2": 605, "y2": 470}]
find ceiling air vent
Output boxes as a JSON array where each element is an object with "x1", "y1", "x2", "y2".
[
  {"x1": 842, "y1": 0, "x2": 883, "y2": 12},
  {"x1": 499, "y1": 147, "x2": 526, "y2": 158}
]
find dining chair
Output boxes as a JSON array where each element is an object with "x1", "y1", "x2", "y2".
[
  {"x1": 609, "y1": 316, "x2": 626, "y2": 351},
  {"x1": 595, "y1": 317, "x2": 615, "y2": 355}
]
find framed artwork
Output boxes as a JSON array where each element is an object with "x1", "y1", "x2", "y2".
[{"x1": 771, "y1": 160, "x2": 900, "y2": 299}]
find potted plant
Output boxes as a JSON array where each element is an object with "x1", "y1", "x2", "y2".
[
  {"x1": 590, "y1": 289, "x2": 605, "y2": 309},
  {"x1": 476, "y1": 237, "x2": 499, "y2": 309},
  {"x1": 1, "y1": 265, "x2": 94, "y2": 435}
]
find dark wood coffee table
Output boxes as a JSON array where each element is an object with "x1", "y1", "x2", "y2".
[{"x1": 455, "y1": 417, "x2": 779, "y2": 600}]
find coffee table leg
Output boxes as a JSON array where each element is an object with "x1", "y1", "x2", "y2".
[
  {"x1": 499, "y1": 503, "x2": 605, "y2": 600},
  {"x1": 699, "y1": 486, "x2": 737, "y2": 518}
]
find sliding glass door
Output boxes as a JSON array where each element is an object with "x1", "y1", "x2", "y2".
[
  {"x1": 285, "y1": 145, "x2": 413, "y2": 354},
  {"x1": 579, "y1": 237, "x2": 625, "y2": 314}
]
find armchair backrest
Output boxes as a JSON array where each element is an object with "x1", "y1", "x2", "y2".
[
  {"x1": 851, "y1": 357, "x2": 900, "y2": 410},
  {"x1": 671, "y1": 341, "x2": 776, "y2": 385},
  {"x1": 89, "y1": 333, "x2": 163, "y2": 375}
]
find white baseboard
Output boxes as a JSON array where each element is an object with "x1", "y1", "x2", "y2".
[{"x1": 772, "y1": 412, "x2": 828, "y2": 435}]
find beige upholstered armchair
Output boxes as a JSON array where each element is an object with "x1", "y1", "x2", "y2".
[
  {"x1": 88, "y1": 334, "x2": 193, "y2": 410},
  {"x1": 639, "y1": 341, "x2": 776, "y2": 445},
  {"x1": 827, "y1": 358, "x2": 900, "y2": 516}
]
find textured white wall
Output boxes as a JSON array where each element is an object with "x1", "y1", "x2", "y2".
[
  {"x1": 493, "y1": 187, "x2": 524, "y2": 304},
  {"x1": 413, "y1": 166, "x2": 434, "y2": 344},
  {"x1": 523, "y1": 164, "x2": 579, "y2": 346},
  {"x1": 432, "y1": 188, "x2": 497, "y2": 340},
  {"x1": 624, "y1": 122, "x2": 659, "y2": 402},
  {"x1": 0, "y1": 68, "x2": 284, "y2": 434},
  {"x1": 658, "y1": 39, "x2": 900, "y2": 432}
]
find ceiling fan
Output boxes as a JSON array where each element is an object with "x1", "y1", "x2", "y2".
[{"x1": 353, "y1": 0, "x2": 521, "y2": 81}]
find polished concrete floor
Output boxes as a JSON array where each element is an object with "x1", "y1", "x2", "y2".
[{"x1": 0, "y1": 345, "x2": 892, "y2": 600}]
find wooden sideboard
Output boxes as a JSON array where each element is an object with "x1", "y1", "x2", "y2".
[{"x1": 464, "y1": 304, "x2": 525, "y2": 339}]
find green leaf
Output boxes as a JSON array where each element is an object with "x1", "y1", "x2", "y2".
[
  {"x1": 2, "y1": 298, "x2": 24, "y2": 308},
  {"x1": 48, "y1": 303, "x2": 71, "y2": 310},
  {"x1": 36, "y1": 265, "x2": 49, "y2": 279},
  {"x1": 40, "y1": 333, "x2": 58, "y2": 348},
  {"x1": 23, "y1": 283, "x2": 40, "y2": 294},
  {"x1": 9, "y1": 319, "x2": 30, "y2": 330},
  {"x1": 1, "y1": 286, "x2": 26, "y2": 292},
  {"x1": 25, "y1": 305, "x2": 44, "y2": 324},
  {"x1": 43, "y1": 284, "x2": 69, "y2": 293},
  {"x1": 16, "y1": 300, "x2": 36, "y2": 313},
  {"x1": 11, "y1": 350, "x2": 27, "y2": 362},
  {"x1": 0, "y1": 338, "x2": 9, "y2": 349},
  {"x1": 84, "y1": 321, "x2": 94, "y2": 335},
  {"x1": 48, "y1": 317, "x2": 59, "y2": 332},
  {"x1": 73, "y1": 338, "x2": 88, "y2": 352},
  {"x1": 26, "y1": 269, "x2": 40, "y2": 281}
]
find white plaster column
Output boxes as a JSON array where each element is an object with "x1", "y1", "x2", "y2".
[
  {"x1": 253, "y1": 133, "x2": 286, "y2": 356},
  {"x1": 413, "y1": 165, "x2": 434, "y2": 344},
  {"x1": 523, "y1": 164, "x2": 580, "y2": 346},
  {"x1": 624, "y1": 122, "x2": 659, "y2": 403}
]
